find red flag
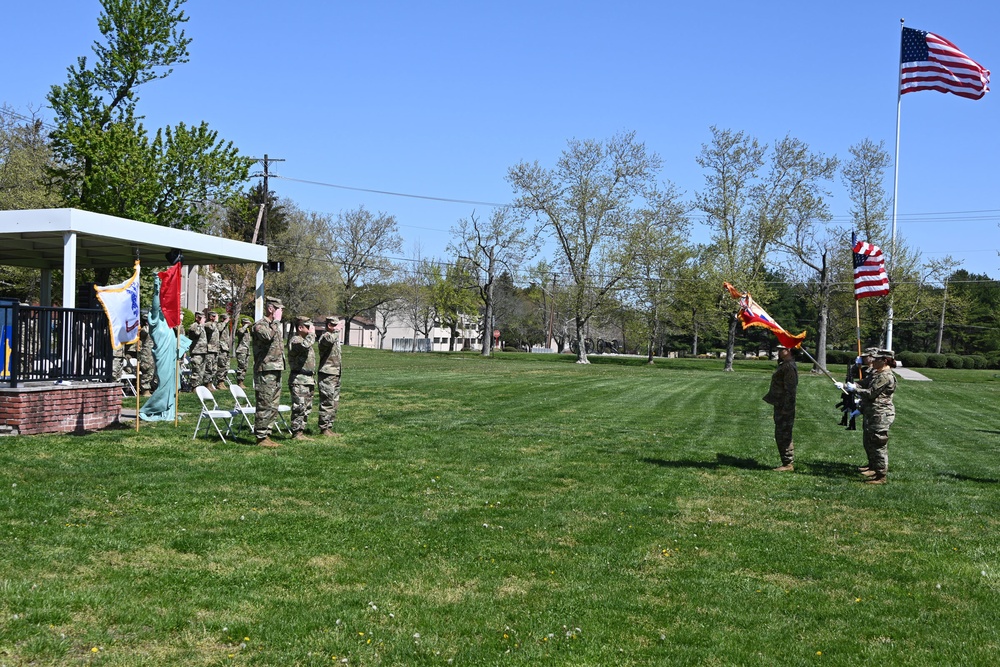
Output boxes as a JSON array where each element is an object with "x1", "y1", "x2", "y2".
[
  {"x1": 852, "y1": 232, "x2": 890, "y2": 299},
  {"x1": 900, "y1": 27, "x2": 990, "y2": 100},
  {"x1": 724, "y1": 283, "x2": 807, "y2": 349},
  {"x1": 157, "y1": 263, "x2": 182, "y2": 328}
]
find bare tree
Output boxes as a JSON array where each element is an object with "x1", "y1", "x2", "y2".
[
  {"x1": 509, "y1": 131, "x2": 661, "y2": 363},
  {"x1": 326, "y1": 206, "x2": 403, "y2": 344},
  {"x1": 696, "y1": 127, "x2": 833, "y2": 370},
  {"x1": 449, "y1": 208, "x2": 537, "y2": 356}
]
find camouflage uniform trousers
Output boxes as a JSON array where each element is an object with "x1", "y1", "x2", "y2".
[
  {"x1": 289, "y1": 375, "x2": 315, "y2": 434},
  {"x1": 189, "y1": 353, "x2": 206, "y2": 388},
  {"x1": 204, "y1": 352, "x2": 217, "y2": 387},
  {"x1": 318, "y1": 372, "x2": 341, "y2": 431},
  {"x1": 138, "y1": 351, "x2": 157, "y2": 393},
  {"x1": 253, "y1": 370, "x2": 283, "y2": 440},
  {"x1": 773, "y1": 407, "x2": 795, "y2": 465},
  {"x1": 234, "y1": 348, "x2": 250, "y2": 385},
  {"x1": 215, "y1": 351, "x2": 231, "y2": 387},
  {"x1": 863, "y1": 412, "x2": 894, "y2": 474}
]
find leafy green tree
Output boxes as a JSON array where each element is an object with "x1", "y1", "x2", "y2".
[
  {"x1": 622, "y1": 182, "x2": 691, "y2": 363},
  {"x1": 429, "y1": 259, "x2": 479, "y2": 351},
  {"x1": 46, "y1": 0, "x2": 248, "y2": 248},
  {"x1": 0, "y1": 109, "x2": 61, "y2": 300},
  {"x1": 224, "y1": 182, "x2": 288, "y2": 244},
  {"x1": 266, "y1": 205, "x2": 341, "y2": 318}
]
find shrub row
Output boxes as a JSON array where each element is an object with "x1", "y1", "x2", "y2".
[{"x1": 825, "y1": 349, "x2": 998, "y2": 369}]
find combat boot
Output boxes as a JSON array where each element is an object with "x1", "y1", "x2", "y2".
[
  {"x1": 292, "y1": 432, "x2": 313, "y2": 441},
  {"x1": 773, "y1": 464, "x2": 794, "y2": 472},
  {"x1": 238, "y1": 382, "x2": 247, "y2": 389},
  {"x1": 857, "y1": 465, "x2": 870, "y2": 472},
  {"x1": 860, "y1": 469, "x2": 878, "y2": 478},
  {"x1": 865, "y1": 473, "x2": 887, "y2": 485},
  {"x1": 256, "y1": 437, "x2": 281, "y2": 448},
  {"x1": 320, "y1": 429, "x2": 341, "y2": 438}
]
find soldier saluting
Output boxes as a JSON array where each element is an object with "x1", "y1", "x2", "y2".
[{"x1": 251, "y1": 297, "x2": 285, "y2": 448}]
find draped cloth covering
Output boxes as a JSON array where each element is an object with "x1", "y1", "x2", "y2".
[{"x1": 139, "y1": 276, "x2": 192, "y2": 422}]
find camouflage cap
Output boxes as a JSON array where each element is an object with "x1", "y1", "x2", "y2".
[
  {"x1": 265, "y1": 296, "x2": 284, "y2": 310},
  {"x1": 862, "y1": 347, "x2": 879, "y2": 357},
  {"x1": 194, "y1": 311, "x2": 205, "y2": 319},
  {"x1": 875, "y1": 349, "x2": 895, "y2": 360},
  {"x1": 295, "y1": 316, "x2": 312, "y2": 328},
  {"x1": 325, "y1": 316, "x2": 341, "y2": 326},
  {"x1": 203, "y1": 306, "x2": 216, "y2": 316}
]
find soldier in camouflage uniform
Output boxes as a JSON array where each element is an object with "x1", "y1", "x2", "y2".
[
  {"x1": 215, "y1": 312, "x2": 232, "y2": 388},
  {"x1": 763, "y1": 344, "x2": 798, "y2": 471},
  {"x1": 186, "y1": 311, "x2": 207, "y2": 389},
  {"x1": 233, "y1": 316, "x2": 253, "y2": 388},
  {"x1": 317, "y1": 316, "x2": 344, "y2": 437},
  {"x1": 287, "y1": 316, "x2": 317, "y2": 440},
  {"x1": 252, "y1": 297, "x2": 285, "y2": 448},
  {"x1": 138, "y1": 311, "x2": 157, "y2": 396},
  {"x1": 842, "y1": 349, "x2": 896, "y2": 485},
  {"x1": 204, "y1": 308, "x2": 220, "y2": 390}
]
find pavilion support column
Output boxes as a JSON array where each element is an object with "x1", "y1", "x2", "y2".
[
  {"x1": 62, "y1": 232, "x2": 78, "y2": 308},
  {"x1": 255, "y1": 264, "x2": 265, "y2": 321},
  {"x1": 40, "y1": 269, "x2": 52, "y2": 306}
]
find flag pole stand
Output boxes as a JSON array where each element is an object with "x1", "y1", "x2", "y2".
[
  {"x1": 174, "y1": 327, "x2": 181, "y2": 428},
  {"x1": 135, "y1": 345, "x2": 140, "y2": 433},
  {"x1": 887, "y1": 18, "x2": 905, "y2": 351}
]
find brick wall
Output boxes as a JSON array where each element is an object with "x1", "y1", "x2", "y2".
[{"x1": 0, "y1": 383, "x2": 122, "y2": 436}]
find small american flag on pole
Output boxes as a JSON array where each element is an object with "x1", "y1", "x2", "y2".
[
  {"x1": 900, "y1": 27, "x2": 990, "y2": 100},
  {"x1": 852, "y1": 232, "x2": 890, "y2": 300}
]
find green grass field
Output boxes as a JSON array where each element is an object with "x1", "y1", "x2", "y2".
[{"x1": 2, "y1": 348, "x2": 999, "y2": 666}]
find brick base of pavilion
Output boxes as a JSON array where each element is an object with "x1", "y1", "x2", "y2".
[{"x1": 0, "y1": 383, "x2": 123, "y2": 435}]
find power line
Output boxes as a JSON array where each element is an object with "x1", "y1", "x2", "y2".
[{"x1": 273, "y1": 174, "x2": 506, "y2": 207}]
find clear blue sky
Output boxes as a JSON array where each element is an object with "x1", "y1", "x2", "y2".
[{"x1": 4, "y1": 0, "x2": 998, "y2": 279}]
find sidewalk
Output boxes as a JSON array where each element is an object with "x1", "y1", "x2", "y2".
[{"x1": 894, "y1": 367, "x2": 931, "y2": 381}]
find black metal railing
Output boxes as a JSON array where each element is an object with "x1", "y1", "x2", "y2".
[{"x1": 0, "y1": 300, "x2": 114, "y2": 387}]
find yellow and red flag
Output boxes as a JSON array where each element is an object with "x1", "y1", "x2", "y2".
[{"x1": 724, "y1": 282, "x2": 806, "y2": 349}]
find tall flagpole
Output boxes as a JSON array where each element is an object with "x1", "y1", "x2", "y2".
[{"x1": 887, "y1": 18, "x2": 905, "y2": 351}]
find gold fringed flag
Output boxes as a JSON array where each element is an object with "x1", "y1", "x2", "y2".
[
  {"x1": 724, "y1": 282, "x2": 806, "y2": 349},
  {"x1": 94, "y1": 261, "x2": 141, "y2": 349}
]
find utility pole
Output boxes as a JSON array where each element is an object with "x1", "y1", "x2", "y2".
[{"x1": 248, "y1": 154, "x2": 285, "y2": 245}]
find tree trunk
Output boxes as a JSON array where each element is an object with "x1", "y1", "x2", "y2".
[
  {"x1": 480, "y1": 283, "x2": 494, "y2": 357},
  {"x1": 575, "y1": 317, "x2": 589, "y2": 364},
  {"x1": 724, "y1": 314, "x2": 737, "y2": 371},
  {"x1": 691, "y1": 307, "x2": 699, "y2": 356}
]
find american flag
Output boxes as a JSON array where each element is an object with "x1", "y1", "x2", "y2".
[
  {"x1": 900, "y1": 27, "x2": 990, "y2": 100},
  {"x1": 852, "y1": 233, "x2": 890, "y2": 300}
]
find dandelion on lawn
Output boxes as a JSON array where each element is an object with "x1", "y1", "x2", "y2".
[
  {"x1": 817, "y1": 651, "x2": 822, "y2": 655},
  {"x1": 91, "y1": 647, "x2": 99, "y2": 653}
]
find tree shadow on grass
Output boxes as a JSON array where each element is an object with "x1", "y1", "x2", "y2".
[
  {"x1": 937, "y1": 472, "x2": 999, "y2": 484},
  {"x1": 641, "y1": 453, "x2": 771, "y2": 471}
]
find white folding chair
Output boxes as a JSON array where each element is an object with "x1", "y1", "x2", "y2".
[
  {"x1": 229, "y1": 384, "x2": 256, "y2": 436},
  {"x1": 120, "y1": 358, "x2": 137, "y2": 397},
  {"x1": 193, "y1": 386, "x2": 234, "y2": 443}
]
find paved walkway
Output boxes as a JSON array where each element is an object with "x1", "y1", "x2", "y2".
[{"x1": 894, "y1": 366, "x2": 932, "y2": 381}]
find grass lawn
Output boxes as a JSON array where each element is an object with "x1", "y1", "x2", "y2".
[{"x1": 1, "y1": 348, "x2": 999, "y2": 666}]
